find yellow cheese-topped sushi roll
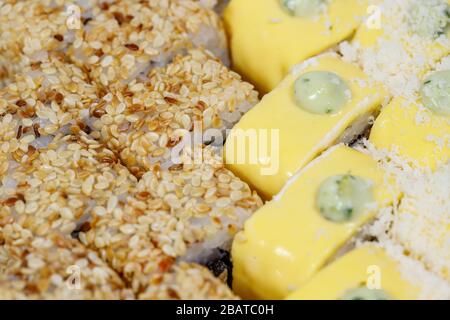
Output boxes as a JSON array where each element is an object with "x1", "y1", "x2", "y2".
[
  {"x1": 370, "y1": 69, "x2": 450, "y2": 170},
  {"x1": 342, "y1": 0, "x2": 450, "y2": 97},
  {"x1": 287, "y1": 246, "x2": 420, "y2": 300},
  {"x1": 231, "y1": 145, "x2": 394, "y2": 299},
  {"x1": 224, "y1": 0, "x2": 368, "y2": 92},
  {"x1": 225, "y1": 55, "x2": 387, "y2": 198}
]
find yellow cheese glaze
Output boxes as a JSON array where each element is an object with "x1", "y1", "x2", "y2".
[
  {"x1": 224, "y1": 0, "x2": 368, "y2": 93},
  {"x1": 231, "y1": 145, "x2": 394, "y2": 300},
  {"x1": 370, "y1": 97, "x2": 450, "y2": 170},
  {"x1": 224, "y1": 55, "x2": 387, "y2": 199},
  {"x1": 287, "y1": 245, "x2": 420, "y2": 300}
]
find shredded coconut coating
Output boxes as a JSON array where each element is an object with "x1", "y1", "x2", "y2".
[
  {"x1": 1, "y1": 133, "x2": 258, "y2": 298},
  {"x1": 355, "y1": 140, "x2": 450, "y2": 299},
  {"x1": 90, "y1": 49, "x2": 258, "y2": 177},
  {"x1": 340, "y1": 0, "x2": 450, "y2": 98}
]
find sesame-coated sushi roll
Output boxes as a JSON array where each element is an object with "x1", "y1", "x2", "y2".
[
  {"x1": 0, "y1": 129, "x2": 262, "y2": 294},
  {"x1": 0, "y1": 224, "x2": 132, "y2": 300},
  {"x1": 0, "y1": 54, "x2": 100, "y2": 156},
  {"x1": 0, "y1": 0, "x2": 95, "y2": 85},
  {"x1": 138, "y1": 262, "x2": 238, "y2": 300},
  {"x1": 134, "y1": 146, "x2": 263, "y2": 263},
  {"x1": 225, "y1": 54, "x2": 388, "y2": 198},
  {"x1": 78, "y1": 145, "x2": 262, "y2": 292},
  {"x1": 67, "y1": 0, "x2": 228, "y2": 87},
  {"x1": 89, "y1": 49, "x2": 259, "y2": 177},
  {"x1": 0, "y1": 133, "x2": 137, "y2": 239},
  {"x1": 0, "y1": 55, "x2": 104, "y2": 192},
  {"x1": 224, "y1": 0, "x2": 368, "y2": 92}
]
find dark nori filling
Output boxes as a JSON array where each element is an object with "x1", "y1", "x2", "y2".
[
  {"x1": 205, "y1": 248, "x2": 233, "y2": 288},
  {"x1": 349, "y1": 124, "x2": 373, "y2": 147}
]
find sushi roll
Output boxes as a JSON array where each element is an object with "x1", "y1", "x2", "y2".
[
  {"x1": 0, "y1": 130, "x2": 250, "y2": 298},
  {"x1": 224, "y1": 0, "x2": 368, "y2": 92},
  {"x1": 0, "y1": 49, "x2": 262, "y2": 293},
  {"x1": 370, "y1": 63, "x2": 450, "y2": 170},
  {"x1": 225, "y1": 54, "x2": 388, "y2": 198},
  {"x1": 0, "y1": 224, "x2": 131, "y2": 300},
  {"x1": 0, "y1": 54, "x2": 101, "y2": 207},
  {"x1": 207, "y1": 0, "x2": 231, "y2": 14},
  {"x1": 89, "y1": 49, "x2": 259, "y2": 177},
  {"x1": 340, "y1": 0, "x2": 450, "y2": 97},
  {"x1": 138, "y1": 262, "x2": 238, "y2": 300},
  {"x1": 0, "y1": 132, "x2": 137, "y2": 239},
  {"x1": 0, "y1": 53, "x2": 101, "y2": 159},
  {"x1": 67, "y1": 0, "x2": 229, "y2": 87},
  {"x1": 78, "y1": 145, "x2": 262, "y2": 293},
  {"x1": 0, "y1": 0, "x2": 228, "y2": 88},
  {"x1": 0, "y1": 0, "x2": 96, "y2": 85},
  {"x1": 286, "y1": 245, "x2": 422, "y2": 300},
  {"x1": 231, "y1": 144, "x2": 394, "y2": 299}
]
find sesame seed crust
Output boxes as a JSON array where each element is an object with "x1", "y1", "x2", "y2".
[
  {"x1": 0, "y1": 0, "x2": 227, "y2": 87},
  {"x1": 0, "y1": 1, "x2": 260, "y2": 300},
  {"x1": 0, "y1": 132, "x2": 137, "y2": 239},
  {"x1": 0, "y1": 0, "x2": 81, "y2": 85},
  {"x1": 68, "y1": 0, "x2": 228, "y2": 87},
  {"x1": 79, "y1": 145, "x2": 262, "y2": 293},
  {"x1": 0, "y1": 53, "x2": 101, "y2": 167},
  {"x1": 0, "y1": 224, "x2": 132, "y2": 300},
  {"x1": 91, "y1": 49, "x2": 259, "y2": 177},
  {"x1": 0, "y1": 131, "x2": 261, "y2": 297},
  {"x1": 0, "y1": 47, "x2": 261, "y2": 299},
  {"x1": 138, "y1": 262, "x2": 238, "y2": 300}
]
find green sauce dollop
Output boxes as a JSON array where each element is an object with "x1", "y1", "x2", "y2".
[{"x1": 316, "y1": 174, "x2": 374, "y2": 223}]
